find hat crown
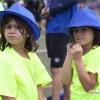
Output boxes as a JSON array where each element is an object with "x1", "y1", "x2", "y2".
[
  {"x1": 69, "y1": 8, "x2": 100, "y2": 27},
  {"x1": 8, "y1": 4, "x2": 35, "y2": 23}
]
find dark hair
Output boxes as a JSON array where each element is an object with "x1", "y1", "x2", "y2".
[
  {"x1": 0, "y1": 14, "x2": 39, "y2": 52},
  {"x1": 69, "y1": 27, "x2": 100, "y2": 46}
]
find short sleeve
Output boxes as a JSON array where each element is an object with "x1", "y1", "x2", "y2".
[
  {"x1": 31, "y1": 53, "x2": 52, "y2": 86},
  {"x1": 86, "y1": 51, "x2": 100, "y2": 83},
  {"x1": 0, "y1": 57, "x2": 17, "y2": 97}
]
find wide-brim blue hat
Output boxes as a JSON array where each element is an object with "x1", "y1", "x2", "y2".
[
  {"x1": 62, "y1": 8, "x2": 100, "y2": 36},
  {"x1": 0, "y1": 3, "x2": 40, "y2": 41}
]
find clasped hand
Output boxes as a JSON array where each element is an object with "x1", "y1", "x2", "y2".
[{"x1": 67, "y1": 43, "x2": 83, "y2": 61}]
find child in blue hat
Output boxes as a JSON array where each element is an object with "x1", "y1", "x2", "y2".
[
  {"x1": 0, "y1": 4, "x2": 52, "y2": 100},
  {"x1": 61, "y1": 8, "x2": 100, "y2": 100}
]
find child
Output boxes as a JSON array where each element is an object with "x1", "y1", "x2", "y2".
[
  {"x1": 61, "y1": 8, "x2": 100, "y2": 100},
  {"x1": 0, "y1": 4, "x2": 52, "y2": 100}
]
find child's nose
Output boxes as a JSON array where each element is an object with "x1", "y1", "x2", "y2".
[
  {"x1": 10, "y1": 27, "x2": 15, "y2": 33},
  {"x1": 76, "y1": 30, "x2": 82, "y2": 35}
]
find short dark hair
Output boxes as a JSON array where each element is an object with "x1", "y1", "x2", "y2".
[{"x1": 0, "y1": 14, "x2": 39, "y2": 52}]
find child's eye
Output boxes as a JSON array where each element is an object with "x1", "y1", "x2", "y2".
[
  {"x1": 72, "y1": 29, "x2": 78, "y2": 33},
  {"x1": 16, "y1": 26, "x2": 21, "y2": 29},
  {"x1": 5, "y1": 26, "x2": 11, "y2": 29},
  {"x1": 81, "y1": 28, "x2": 87, "y2": 31}
]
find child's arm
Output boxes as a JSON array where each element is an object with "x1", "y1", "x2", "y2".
[
  {"x1": 72, "y1": 43, "x2": 98, "y2": 92},
  {"x1": 61, "y1": 54, "x2": 73, "y2": 85},
  {"x1": 61, "y1": 43, "x2": 73, "y2": 85},
  {"x1": 2, "y1": 96, "x2": 16, "y2": 100},
  {"x1": 37, "y1": 85, "x2": 44, "y2": 100},
  {"x1": 74, "y1": 60, "x2": 98, "y2": 92}
]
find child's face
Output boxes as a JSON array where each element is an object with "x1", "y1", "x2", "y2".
[
  {"x1": 4, "y1": 19, "x2": 29, "y2": 47},
  {"x1": 72, "y1": 26, "x2": 94, "y2": 47}
]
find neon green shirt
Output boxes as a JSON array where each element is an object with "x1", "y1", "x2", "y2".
[
  {"x1": 71, "y1": 46, "x2": 100, "y2": 100},
  {"x1": 0, "y1": 47, "x2": 52, "y2": 100}
]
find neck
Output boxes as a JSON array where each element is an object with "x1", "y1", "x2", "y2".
[
  {"x1": 12, "y1": 46, "x2": 29, "y2": 59},
  {"x1": 11, "y1": 44, "x2": 25, "y2": 53}
]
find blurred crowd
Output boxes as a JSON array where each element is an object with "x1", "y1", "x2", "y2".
[{"x1": 78, "y1": 2, "x2": 100, "y2": 10}]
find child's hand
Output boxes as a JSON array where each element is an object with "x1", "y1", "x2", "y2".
[
  {"x1": 67, "y1": 42, "x2": 74, "y2": 55},
  {"x1": 71, "y1": 43, "x2": 83, "y2": 61}
]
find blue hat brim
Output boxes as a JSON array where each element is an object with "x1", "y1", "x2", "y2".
[
  {"x1": 62, "y1": 25, "x2": 100, "y2": 36},
  {"x1": 0, "y1": 11, "x2": 40, "y2": 41}
]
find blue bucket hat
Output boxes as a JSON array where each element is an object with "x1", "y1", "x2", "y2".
[
  {"x1": 0, "y1": 3, "x2": 40, "y2": 41},
  {"x1": 62, "y1": 8, "x2": 100, "y2": 35}
]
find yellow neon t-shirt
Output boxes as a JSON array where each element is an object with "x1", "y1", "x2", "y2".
[
  {"x1": 71, "y1": 46, "x2": 100, "y2": 100},
  {"x1": 0, "y1": 47, "x2": 52, "y2": 100}
]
